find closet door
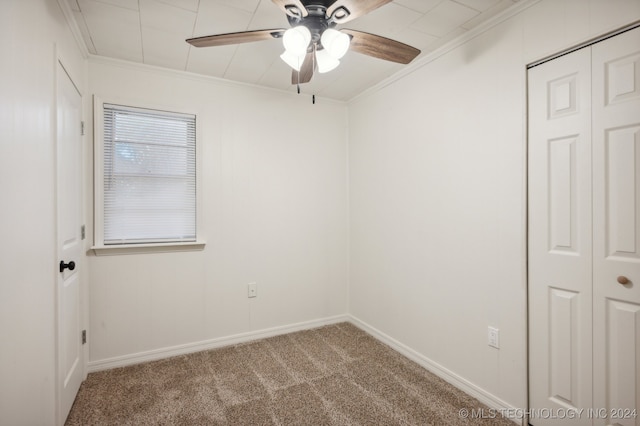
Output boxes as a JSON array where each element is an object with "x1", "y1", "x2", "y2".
[
  {"x1": 528, "y1": 47, "x2": 593, "y2": 426},
  {"x1": 592, "y1": 26, "x2": 640, "y2": 426}
]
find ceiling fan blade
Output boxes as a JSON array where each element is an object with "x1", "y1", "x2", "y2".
[
  {"x1": 341, "y1": 29, "x2": 421, "y2": 64},
  {"x1": 271, "y1": 0, "x2": 308, "y2": 18},
  {"x1": 186, "y1": 29, "x2": 285, "y2": 48},
  {"x1": 326, "y1": 0, "x2": 392, "y2": 24},
  {"x1": 292, "y1": 51, "x2": 315, "y2": 85}
]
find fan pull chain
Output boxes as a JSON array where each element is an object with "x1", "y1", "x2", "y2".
[
  {"x1": 297, "y1": 83, "x2": 300, "y2": 94},
  {"x1": 312, "y1": 95, "x2": 315, "y2": 104}
]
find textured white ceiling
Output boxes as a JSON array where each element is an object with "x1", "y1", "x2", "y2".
[{"x1": 67, "y1": 0, "x2": 521, "y2": 100}]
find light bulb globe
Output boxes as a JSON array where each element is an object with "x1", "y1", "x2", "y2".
[
  {"x1": 316, "y1": 49, "x2": 340, "y2": 73},
  {"x1": 283, "y1": 26, "x2": 311, "y2": 56},
  {"x1": 280, "y1": 50, "x2": 305, "y2": 71},
  {"x1": 321, "y1": 28, "x2": 350, "y2": 59}
]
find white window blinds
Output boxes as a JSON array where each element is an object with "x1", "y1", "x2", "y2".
[{"x1": 103, "y1": 103, "x2": 196, "y2": 245}]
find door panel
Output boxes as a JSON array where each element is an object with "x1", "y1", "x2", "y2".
[
  {"x1": 528, "y1": 47, "x2": 593, "y2": 425},
  {"x1": 548, "y1": 287, "x2": 580, "y2": 404},
  {"x1": 604, "y1": 126, "x2": 639, "y2": 258},
  {"x1": 604, "y1": 299, "x2": 640, "y2": 426},
  {"x1": 548, "y1": 136, "x2": 579, "y2": 253},
  {"x1": 57, "y1": 61, "x2": 83, "y2": 425},
  {"x1": 592, "y1": 26, "x2": 640, "y2": 426}
]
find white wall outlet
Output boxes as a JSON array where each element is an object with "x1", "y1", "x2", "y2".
[
  {"x1": 488, "y1": 326, "x2": 500, "y2": 349},
  {"x1": 248, "y1": 282, "x2": 257, "y2": 298}
]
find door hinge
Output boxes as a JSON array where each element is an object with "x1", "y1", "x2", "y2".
[
  {"x1": 82, "y1": 330, "x2": 87, "y2": 345},
  {"x1": 81, "y1": 225, "x2": 85, "y2": 240},
  {"x1": 81, "y1": 121, "x2": 85, "y2": 136}
]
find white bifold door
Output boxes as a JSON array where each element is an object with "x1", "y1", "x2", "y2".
[{"x1": 529, "y1": 26, "x2": 640, "y2": 426}]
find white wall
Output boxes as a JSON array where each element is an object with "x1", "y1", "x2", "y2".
[
  {"x1": 0, "y1": 0, "x2": 87, "y2": 424},
  {"x1": 86, "y1": 60, "x2": 349, "y2": 365},
  {"x1": 347, "y1": 0, "x2": 640, "y2": 413}
]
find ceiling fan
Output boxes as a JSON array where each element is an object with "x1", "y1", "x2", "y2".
[{"x1": 186, "y1": 0, "x2": 421, "y2": 85}]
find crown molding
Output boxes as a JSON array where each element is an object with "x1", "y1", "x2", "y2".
[{"x1": 56, "y1": 0, "x2": 89, "y2": 59}]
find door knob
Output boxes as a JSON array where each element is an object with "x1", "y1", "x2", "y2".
[
  {"x1": 617, "y1": 276, "x2": 630, "y2": 285},
  {"x1": 59, "y1": 260, "x2": 76, "y2": 273}
]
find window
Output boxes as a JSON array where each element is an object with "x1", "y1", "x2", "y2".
[{"x1": 93, "y1": 99, "x2": 203, "y2": 254}]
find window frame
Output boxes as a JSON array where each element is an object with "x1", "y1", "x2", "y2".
[{"x1": 92, "y1": 96, "x2": 205, "y2": 255}]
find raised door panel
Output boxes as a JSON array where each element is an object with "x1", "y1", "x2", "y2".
[
  {"x1": 605, "y1": 126, "x2": 640, "y2": 260},
  {"x1": 548, "y1": 136, "x2": 578, "y2": 253},
  {"x1": 548, "y1": 288, "x2": 580, "y2": 406}
]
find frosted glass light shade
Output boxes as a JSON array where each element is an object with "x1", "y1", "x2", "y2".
[
  {"x1": 321, "y1": 29, "x2": 350, "y2": 59},
  {"x1": 316, "y1": 49, "x2": 340, "y2": 73},
  {"x1": 283, "y1": 26, "x2": 311, "y2": 56},
  {"x1": 280, "y1": 50, "x2": 305, "y2": 71}
]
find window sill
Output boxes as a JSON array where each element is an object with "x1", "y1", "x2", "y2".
[{"x1": 91, "y1": 241, "x2": 206, "y2": 256}]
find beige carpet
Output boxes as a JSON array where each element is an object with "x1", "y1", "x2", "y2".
[{"x1": 66, "y1": 322, "x2": 514, "y2": 425}]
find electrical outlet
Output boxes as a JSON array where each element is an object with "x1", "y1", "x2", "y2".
[
  {"x1": 248, "y1": 282, "x2": 257, "y2": 298},
  {"x1": 488, "y1": 327, "x2": 500, "y2": 349}
]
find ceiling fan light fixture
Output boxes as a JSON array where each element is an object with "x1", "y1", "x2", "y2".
[
  {"x1": 321, "y1": 28, "x2": 350, "y2": 59},
  {"x1": 280, "y1": 50, "x2": 306, "y2": 71},
  {"x1": 282, "y1": 26, "x2": 311, "y2": 56},
  {"x1": 316, "y1": 49, "x2": 340, "y2": 73},
  {"x1": 186, "y1": 1, "x2": 421, "y2": 85}
]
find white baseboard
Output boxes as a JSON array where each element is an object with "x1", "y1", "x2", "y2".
[
  {"x1": 347, "y1": 315, "x2": 523, "y2": 426},
  {"x1": 87, "y1": 314, "x2": 349, "y2": 373}
]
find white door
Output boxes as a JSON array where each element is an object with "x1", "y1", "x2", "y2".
[
  {"x1": 56, "y1": 61, "x2": 83, "y2": 425},
  {"x1": 592, "y1": 26, "x2": 640, "y2": 426},
  {"x1": 529, "y1": 47, "x2": 593, "y2": 426},
  {"x1": 530, "y1": 25, "x2": 640, "y2": 426}
]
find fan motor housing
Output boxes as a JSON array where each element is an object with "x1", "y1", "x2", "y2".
[{"x1": 287, "y1": 4, "x2": 336, "y2": 47}]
